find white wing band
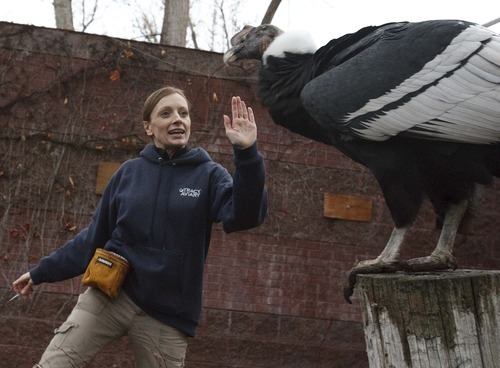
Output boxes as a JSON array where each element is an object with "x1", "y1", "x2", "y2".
[{"x1": 346, "y1": 24, "x2": 500, "y2": 144}]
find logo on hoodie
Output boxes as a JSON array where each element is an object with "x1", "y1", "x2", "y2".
[{"x1": 179, "y1": 187, "x2": 201, "y2": 198}]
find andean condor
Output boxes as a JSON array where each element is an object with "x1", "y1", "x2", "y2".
[{"x1": 223, "y1": 20, "x2": 500, "y2": 302}]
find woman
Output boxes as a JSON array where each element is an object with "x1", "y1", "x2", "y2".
[{"x1": 12, "y1": 86, "x2": 268, "y2": 367}]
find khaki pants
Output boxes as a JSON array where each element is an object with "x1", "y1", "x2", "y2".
[{"x1": 35, "y1": 287, "x2": 188, "y2": 368}]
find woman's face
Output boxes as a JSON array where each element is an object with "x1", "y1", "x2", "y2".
[{"x1": 143, "y1": 93, "x2": 191, "y2": 155}]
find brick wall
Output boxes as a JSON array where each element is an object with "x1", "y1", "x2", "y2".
[{"x1": 0, "y1": 22, "x2": 498, "y2": 367}]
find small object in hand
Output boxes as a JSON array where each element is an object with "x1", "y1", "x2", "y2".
[{"x1": 8, "y1": 294, "x2": 20, "y2": 302}]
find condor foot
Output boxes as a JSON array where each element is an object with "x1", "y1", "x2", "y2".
[
  {"x1": 343, "y1": 259, "x2": 406, "y2": 304},
  {"x1": 404, "y1": 252, "x2": 457, "y2": 272}
]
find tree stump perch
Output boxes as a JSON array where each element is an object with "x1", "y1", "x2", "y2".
[{"x1": 357, "y1": 270, "x2": 500, "y2": 368}]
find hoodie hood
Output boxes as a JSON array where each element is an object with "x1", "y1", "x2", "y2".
[{"x1": 140, "y1": 143, "x2": 212, "y2": 166}]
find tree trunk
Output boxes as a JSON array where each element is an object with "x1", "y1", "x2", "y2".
[
  {"x1": 357, "y1": 270, "x2": 500, "y2": 368},
  {"x1": 53, "y1": 0, "x2": 74, "y2": 31},
  {"x1": 161, "y1": 0, "x2": 189, "y2": 46}
]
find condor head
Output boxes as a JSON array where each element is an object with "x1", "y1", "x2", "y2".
[{"x1": 223, "y1": 24, "x2": 283, "y2": 64}]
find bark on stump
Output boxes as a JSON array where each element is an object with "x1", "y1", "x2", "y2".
[{"x1": 357, "y1": 270, "x2": 500, "y2": 368}]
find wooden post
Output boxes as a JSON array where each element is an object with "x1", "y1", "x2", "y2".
[{"x1": 357, "y1": 270, "x2": 500, "y2": 368}]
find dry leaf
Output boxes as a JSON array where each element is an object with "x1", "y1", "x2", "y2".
[
  {"x1": 109, "y1": 70, "x2": 120, "y2": 81},
  {"x1": 64, "y1": 217, "x2": 77, "y2": 232},
  {"x1": 67, "y1": 225, "x2": 77, "y2": 232},
  {"x1": 122, "y1": 49, "x2": 134, "y2": 59},
  {"x1": 10, "y1": 228, "x2": 19, "y2": 238}
]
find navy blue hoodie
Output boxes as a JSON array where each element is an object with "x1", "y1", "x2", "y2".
[{"x1": 30, "y1": 143, "x2": 267, "y2": 336}]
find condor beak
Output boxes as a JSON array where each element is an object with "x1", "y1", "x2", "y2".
[
  {"x1": 223, "y1": 44, "x2": 244, "y2": 64},
  {"x1": 224, "y1": 25, "x2": 256, "y2": 64}
]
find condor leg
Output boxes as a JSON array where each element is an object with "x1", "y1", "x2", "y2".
[
  {"x1": 343, "y1": 226, "x2": 408, "y2": 303},
  {"x1": 406, "y1": 200, "x2": 468, "y2": 272}
]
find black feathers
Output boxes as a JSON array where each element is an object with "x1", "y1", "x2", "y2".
[{"x1": 224, "y1": 20, "x2": 500, "y2": 297}]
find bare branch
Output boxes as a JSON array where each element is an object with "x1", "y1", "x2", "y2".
[
  {"x1": 136, "y1": 13, "x2": 161, "y2": 43},
  {"x1": 483, "y1": 17, "x2": 500, "y2": 27},
  {"x1": 189, "y1": 19, "x2": 199, "y2": 49},
  {"x1": 80, "y1": 0, "x2": 99, "y2": 32},
  {"x1": 217, "y1": 0, "x2": 231, "y2": 50},
  {"x1": 261, "y1": 0, "x2": 282, "y2": 24}
]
